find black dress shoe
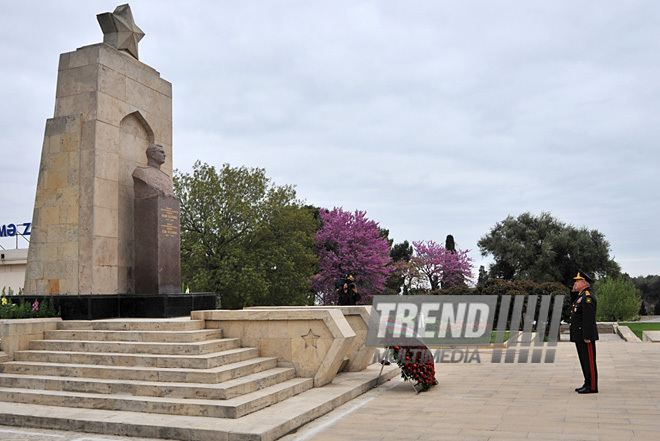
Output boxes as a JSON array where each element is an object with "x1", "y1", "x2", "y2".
[
  {"x1": 577, "y1": 387, "x2": 598, "y2": 394},
  {"x1": 575, "y1": 385, "x2": 586, "y2": 392}
]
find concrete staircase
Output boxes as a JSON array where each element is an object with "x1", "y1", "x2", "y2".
[
  {"x1": 0, "y1": 318, "x2": 312, "y2": 420},
  {"x1": 0, "y1": 318, "x2": 399, "y2": 440}
]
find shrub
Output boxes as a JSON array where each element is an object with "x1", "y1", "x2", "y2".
[
  {"x1": 512, "y1": 280, "x2": 538, "y2": 296},
  {"x1": 533, "y1": 282, "x2": 572, "y2": 323},
  {"x1": 379, "y1": 287, "x2": 400, "y2": 296},
  {"x1": 430, "y1": 285, "x2": 473, "y2": 296},
  {"x1": 0, "y1": 296, "x2": 60, "y2": 319},
  {"x1": 475, "y1": 279, "x2": 513, "y2": 297},
  {"x1": 594, "y1": 278, "x2": 640, "y2": 322}
]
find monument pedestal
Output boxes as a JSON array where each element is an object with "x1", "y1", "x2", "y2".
[
  {"x1": 134, "y1": 195, "x2": 181, "y2": 294},
  {"x1": 17, "y1": 293, "x2": 216, "y2": 320}
]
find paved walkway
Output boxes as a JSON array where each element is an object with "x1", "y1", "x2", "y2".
[
  {"x1": 639, "y1": 315, "x2": 660, "y2": 323},
  {"x1": 2, "y1": 339, "x2": 659, "y2": 441},
  {"x1": 0, "y1": 426, "x2": 162, "y2": 441},
  {"x1": 282, "y1": 339, "x2": 660, "y2": 441}
]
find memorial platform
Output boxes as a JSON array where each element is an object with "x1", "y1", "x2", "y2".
[
  {"x1": 2, "y1": 335, "x2": 659, "y2": 440},
  {"x1": 283, "y1": 339, "x2": 660, "y2": 441},
  {"x1": 15, "y1": 293, "x2": 216, "y2": 320}
]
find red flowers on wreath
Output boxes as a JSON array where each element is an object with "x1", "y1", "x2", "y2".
[{"x1": 388, "y1": 345, "x2": 438, "y2": 391}]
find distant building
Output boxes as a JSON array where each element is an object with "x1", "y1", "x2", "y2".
[{"x1": 0, "y1": 249, "x2": 28, "y2": 294}]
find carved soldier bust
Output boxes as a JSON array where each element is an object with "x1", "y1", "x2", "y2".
[{"x1": 132, "y1": 144, "x2": 176, "y2": 198}]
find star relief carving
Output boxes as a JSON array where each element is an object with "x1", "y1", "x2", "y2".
[
  {"x1": 302, "y1": 329, "x2": 320, "y2": 349},
  {"x1": 97, "y1": 4, "x2": 145, "y2": 59}
]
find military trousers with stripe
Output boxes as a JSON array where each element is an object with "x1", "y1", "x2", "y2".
[{"x1": 575, "y1": 340, "x2": 598, "y2": 391}]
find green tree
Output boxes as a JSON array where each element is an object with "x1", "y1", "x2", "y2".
[
  {"x1": 630, "y1": 275, "x2": 660, "y2": 307},
  {"x1": 532, "y1": 281, "x2": 572, "y2": 323},
  {"x1": 378, "y1": 227, "x2": 394, "y2": 248},
  {"x1": 478, "y1": 212, "x2": 620, "y2": 284},
  {"x1": 594, "y1": 278, "x2": 640, "y2": 322},
  {"x1": 174, "y1": 162, "x2": 318, "y2": 309},
  {"x1": 390, "y1": 241, "x2": 413, "y2": 263}
]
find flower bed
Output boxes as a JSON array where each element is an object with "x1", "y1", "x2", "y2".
[{"x1": 0, "y1": 296, "x2": 60, "y2": 319}]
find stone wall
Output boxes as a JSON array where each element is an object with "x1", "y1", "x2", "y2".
[
  {"x1": 0, "y1": 318, "x2": 61, "y2": 358},
  {"x1": 192, "y1": 309, "x2": 356, "y2": 387},
  {"x1": 247, "y1": 306, "x2": 375, "y2": 372}
]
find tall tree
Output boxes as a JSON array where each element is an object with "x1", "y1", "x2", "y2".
[
  {"x1": 378, "y1": 227, "x2": 394, "y2": 248},
  {"x1": 478, "y1": 212, "x2": 620, "y2": 284},
  {"x1": 411, "y1": 240, "x2": 473, "y2": 291},
  {"x1": 384, "y1": 241, "x2": 414, "y2": 294},
  {"x1": 312, "y1": 208, "x2": 393, "y2": 304},
  {"x1": 174, "y1": 161, "x2": 318, "y2": 309},
  {"x1": 390, "y1": 241, "x2": 414, "y2": 263},
  {"x1": 445, "y1": 234, "x2": 456, "y2": 253},
  {"x1": 631, "y1": 275, "x2": 660, "y2": 306},
  {"x1": 477, "y1": 265, "x2": 489, "y2": 286}
]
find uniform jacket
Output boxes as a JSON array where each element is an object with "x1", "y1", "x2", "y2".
[{"x1": 569, "y1": 287, "x2": 599, "y2": 342}]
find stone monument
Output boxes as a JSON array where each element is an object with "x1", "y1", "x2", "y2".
[
  {"x1": 22, "y1": 4, "x2": 213, "y2": 318},
  {"x1": 132, "y1": 144, "x2": 181, "y2": 294}
]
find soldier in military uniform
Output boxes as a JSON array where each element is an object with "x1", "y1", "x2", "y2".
[
  {"x1": 338, "y1": 275, "x2": 360, "y2": 305},
  {"x1": 570, "y1": 270, "x2": 599, "y2": 394}
]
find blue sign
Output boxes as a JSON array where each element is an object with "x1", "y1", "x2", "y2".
[{"x1": 0, "y1": 223, "x2": 31, "y2": 237}]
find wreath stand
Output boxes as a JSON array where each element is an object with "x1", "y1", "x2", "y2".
[{"x1": 375, "y1": 358, "x2": 421, "y2": 394}]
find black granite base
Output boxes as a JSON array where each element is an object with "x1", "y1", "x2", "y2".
[{"x1": 15, "y1": 293, "x2": 216, "y2": 320}]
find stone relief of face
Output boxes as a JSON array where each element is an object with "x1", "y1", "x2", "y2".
[{"x1": 147, "y1": 144, "x2": 166, "y2": 165}]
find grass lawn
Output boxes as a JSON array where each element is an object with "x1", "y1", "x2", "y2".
[
  {"x1": 490, "y1": 331, "x2": 510, "y2": 344},
  {"x1": 619, "y1": 322, "x2": 660, "y2": 340}
]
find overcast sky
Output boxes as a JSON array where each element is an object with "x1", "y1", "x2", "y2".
[{"x1": 1, "y1": 1, "x2": 658, "y2": 278}]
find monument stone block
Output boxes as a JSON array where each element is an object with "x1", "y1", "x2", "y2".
[
  {"x1": 132, "y1": 143, "x2": 181, "y2": 294},
  {"x1": 25, "y1": 8, "x2": 172, "y2": 295},
  {"x1": 23, "y1": 4, "x2": 213, "y2": 319},
  {"x1": 134, "y1": 195, "x2": 181, "y2": 294}
]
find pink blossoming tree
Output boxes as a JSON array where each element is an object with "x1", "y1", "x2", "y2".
[
  {"x1": 411, "y1": 240, "x2": 473, "y2": 291},
  {"x1": 313, "y1": 208, "x2": 393, "y2": 304}
]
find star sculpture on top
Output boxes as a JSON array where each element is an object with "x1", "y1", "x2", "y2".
[{"x1": 97, "y1": 4, "x2": 145, "y2": 60}]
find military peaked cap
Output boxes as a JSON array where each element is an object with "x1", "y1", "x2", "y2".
[{"x1": 573, "y1": 270, "x2": 594, "y2": 285}]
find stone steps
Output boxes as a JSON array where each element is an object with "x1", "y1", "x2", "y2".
[
  {"x1": 0, "y1": 317, "x2": 404, "y2": 438},
  {"x1": 0, "y1": 377, "x2": 313, "y2": 419},
  {"x1": 13, "y1": 345, "x2": 256, "y2": 369},
  {"x1": 0, "y1": 365, "x2": 401, "y2": 440},
  {"x1": 0, "y1": 366, "x2": 297, "y2": 399},
  {"x1": 56, "y1": 319, "x2": 206, "y2": 331},
  {"x1": 29, "y1": 337, "x2": 239, "y2": 355},
  {"x1": 43, "y1": 328, "x2": 224, "y2": 342},
  {"x1": 0, "y1": 356, "x2": 279, "y2": 383}
]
